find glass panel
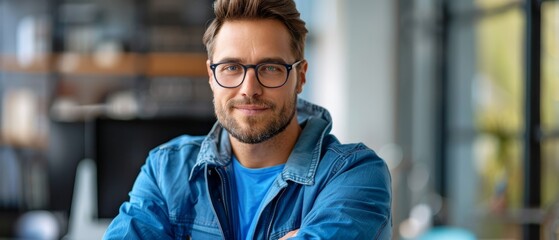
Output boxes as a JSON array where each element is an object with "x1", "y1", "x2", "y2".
[
  {"x1": 542, "y1": 139, "x2": 559, "y2": 207},
  {"x1": 542, "y1": 1, "x2": 559, "y2": 209},
  {"x1": 472, "y1": 1, "x2": 523, "y2": 238},
  {"x1": 472, "y1": 135, "x2": 522, "y2": 238},
  {"x1": 474, "y1": 1, "x2": 524, "y2": 205}
]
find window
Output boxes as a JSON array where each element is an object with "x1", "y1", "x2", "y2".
[{"x1": 397, "y1": 0, "x2": 559, "y2": 239}]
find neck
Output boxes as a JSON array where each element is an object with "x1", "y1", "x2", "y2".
[{"x1": 230, "y1": 116, "x2": 301, "y2": 168}]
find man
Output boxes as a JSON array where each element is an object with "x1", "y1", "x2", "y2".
[{"x1": 104, "y1": 0, "x2": 392, "y2": 239}]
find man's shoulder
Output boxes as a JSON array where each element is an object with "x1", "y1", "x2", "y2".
[
  {"x1": 322, "y1": 135, "x2": 379, "y2": 159},
  {"x1": 320, "y1": 135, "x2": 387, "y2": 173},
  {"x1": 146, "y1": 134, "x2": 207, "y2": 163},
  {"x1": 154, "y1": 134, "x2": 207, "y2": 152},
  {"x1": 316, "y1": 136, "x2": 391, "y2": 189},
  {"x1": 144, "y1": 134, "x2": 207, "y2": 178}
]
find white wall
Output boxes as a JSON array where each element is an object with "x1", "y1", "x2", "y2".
[{"x1": 306, "y1": 0, "x2": 396, "y2": 150}]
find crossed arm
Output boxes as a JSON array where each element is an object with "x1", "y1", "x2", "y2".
[
  {"x1": 280, "y1": 153, "x2": 392, "y2": 240},
  {"x1": 104, "y1": 147, "x2": 392, "y2": 239}
]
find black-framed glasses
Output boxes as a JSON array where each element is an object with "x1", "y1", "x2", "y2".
[{"x1": 210, "y1": 60, "x2": 303, "y2": 88}]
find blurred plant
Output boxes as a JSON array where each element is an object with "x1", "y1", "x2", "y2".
[
  {"x1": 474, "y1": 2, "x2": 523, "y2": 212},
  {"x1": 541, "y1": 2, "x2": 559, "y2": 208},
  {"x1": 474, "y1": 0, "x2": 559, "y2": 222}
]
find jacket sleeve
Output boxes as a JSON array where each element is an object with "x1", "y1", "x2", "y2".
[
  {"x1": 292, "y1": 147, "x2": 392, "y2": 240},
  {"x1": 103, "y1": 149, "x2": 174, "y2": 239}
]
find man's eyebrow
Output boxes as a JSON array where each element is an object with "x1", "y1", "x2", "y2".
[
  {"x1": 214, "y1": 57, "x2": 243, "y2": 64},
  {"x1": 213, "y1": 57, "x2": 289, "y2": 64},
  {"x1": 257, "y1": 58, "x2": 289, "y2": 64}
]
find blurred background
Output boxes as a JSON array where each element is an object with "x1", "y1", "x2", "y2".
[{"x1": 0, "y1": 0, "x2": 558, "y2": 239}]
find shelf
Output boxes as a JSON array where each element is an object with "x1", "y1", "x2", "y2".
[
  {"x1": 57, "y1": 53, "x2": 138, "y2": 76},
  {"x1": 146, "y1": 53, "x2": 208, "y2": 77},
  {"x1": 0, "y1": 53, "x2": 208, "y2": 77},
  {"x1": 0, "y1": 54, "x2": 53, "y2": 74}
]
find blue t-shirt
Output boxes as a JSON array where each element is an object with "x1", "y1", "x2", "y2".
[{"x1": 232, "y1": 156, "x2": 284, "y2": 240}]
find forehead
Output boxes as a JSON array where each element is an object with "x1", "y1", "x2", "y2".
[{"x1": 213, "y1": 19, "x2": 294, "y2": 62}]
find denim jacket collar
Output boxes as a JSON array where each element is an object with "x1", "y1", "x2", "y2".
[{"x1": 189, "y1": 98, "x2": 333, "y2": 186}]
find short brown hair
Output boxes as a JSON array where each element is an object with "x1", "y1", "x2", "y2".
[{"x1": 203, "y1": 0, "x2": 308, "y2": 61}]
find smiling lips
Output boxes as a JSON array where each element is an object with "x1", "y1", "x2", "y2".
[{"x1": 233, "y1": 104, "x2": 269, "y2": 115}]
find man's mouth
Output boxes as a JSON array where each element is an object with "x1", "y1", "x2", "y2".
[{"x1": 233, "y1": 104, "x2": 269, "y2": 115}]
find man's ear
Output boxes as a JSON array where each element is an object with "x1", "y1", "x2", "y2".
[
  {"x1": 206, "y1": 59, "x2": 215, "y2": 92},
  {"x1": 296, "y1": 60, "x2": 308, "y2": 94}
]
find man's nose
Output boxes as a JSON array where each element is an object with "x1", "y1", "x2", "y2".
[{"x1": 239, "y1": 67, "x2": 263, "y2": 97}]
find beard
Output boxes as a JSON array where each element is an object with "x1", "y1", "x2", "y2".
[{"x1": 214, "y1": 93, "x2": 297, "y2": 144}]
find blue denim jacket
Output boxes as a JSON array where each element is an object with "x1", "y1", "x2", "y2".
[{"x1": 104, "y1": 99, "x2": 392, "y2": 240}]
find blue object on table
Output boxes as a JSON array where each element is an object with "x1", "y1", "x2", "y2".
[{"x1": 418, "y1": 227, "x2": 476, "y2": 240}]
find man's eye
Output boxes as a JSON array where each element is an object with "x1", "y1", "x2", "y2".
[
  {"x1": 261, "y1": 64, "x2": 283, "y2": 73},
  {"x1": 223, "y1": 65, "x2": 240, "y2": 71},
  {"x1": 264, "y1": 66, "x2": 278, "y2": 71}
]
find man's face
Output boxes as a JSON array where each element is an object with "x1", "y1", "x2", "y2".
[{"x1": 207, "y1": 19, "x2": 306, "y2": 144}]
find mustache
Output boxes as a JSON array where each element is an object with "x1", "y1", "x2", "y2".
[{"x1": 227, "y1": 97, "x2": 275, "y2": 109}]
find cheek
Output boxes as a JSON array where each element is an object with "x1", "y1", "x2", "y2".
[
  {"x1": 276, "y1": 90, "x2": 297, "y2": 108},
  {"x1": 212, "y1": 89, "x2": 234, "y2": 106}
]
